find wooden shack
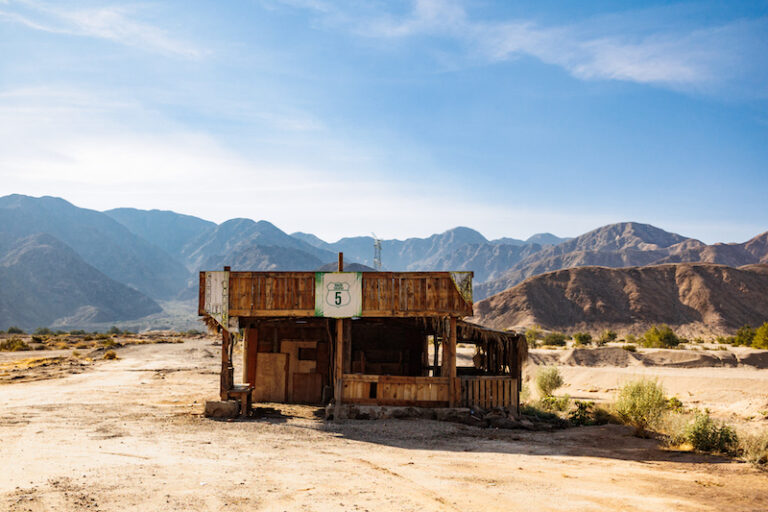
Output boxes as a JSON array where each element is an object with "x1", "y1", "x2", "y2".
[{"x1": 199, "y1": 257, "x2": 527, "y2": 416}]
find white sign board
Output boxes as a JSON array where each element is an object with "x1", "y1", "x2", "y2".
[{"x1": 314, "y1": 272, "x2": 362, "y2": 318}]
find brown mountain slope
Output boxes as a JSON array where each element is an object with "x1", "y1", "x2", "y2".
[
  {"x1": 472, "y1": 263, "x2": 768, "y2": 337},
  {"x1": 476, "y1": 224, "x2": 768, "y2": 299}
]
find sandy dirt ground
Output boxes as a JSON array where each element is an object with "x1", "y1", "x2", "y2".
[{"x1": 1, "y1": 339, "x2": 767, "y2": 512}]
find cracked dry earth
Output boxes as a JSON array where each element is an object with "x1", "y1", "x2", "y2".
[{"x1": 1, "y1": 338, "x2": 767, "y2": 512}]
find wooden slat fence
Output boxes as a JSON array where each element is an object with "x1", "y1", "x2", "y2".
[{"x1": 459, "y1": 376, "x2": 517, "y2": 412}]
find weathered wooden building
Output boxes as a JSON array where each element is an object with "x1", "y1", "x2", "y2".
[{"x1": 199, "y1": 258, "x2": 527, "y2": 417}]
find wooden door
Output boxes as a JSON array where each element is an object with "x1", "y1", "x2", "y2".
[{"x1": 252, "y1": 352, "x2": 288, "y2": 402}]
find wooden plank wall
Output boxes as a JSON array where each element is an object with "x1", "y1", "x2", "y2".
[
  {"x1": 202, "y1": 271, "x2": 472, "y2": 318},
  {"x1": 229, "y1": 272, "x2": 315, "y2": 316},
  {"x1": 362, "y1": 273, "x2": 472, "y2": 317},
  {"x1": 459, "y1": 376, "x2": 517, "y2": 411},
  {"x1": 342, "y1": 374, "x2": 451, "y2": 407}
]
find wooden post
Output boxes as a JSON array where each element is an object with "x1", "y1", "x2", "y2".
[
  {"x1": 444, "y1": 317, "x2": 457, "y2": 407},
  {"x1": 334, "y1": 317, "x2": 344, "y2": 414},
  {"x1": 433, "y1": 334, "x2": 440, "y2": 377},
  {"x1": 244, "y1": 326, "x2": 257, "y2": 388},
  {"x1": 220, "y1": 329, "x2": 231, "y2": 400}
]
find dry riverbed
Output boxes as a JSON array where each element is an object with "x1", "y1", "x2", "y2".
[{"x1": 1, "y1": 338, "x2": 767, "y2": 511}]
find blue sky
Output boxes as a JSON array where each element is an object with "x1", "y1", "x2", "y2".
[{"x1": 0, "y1": 0, "x2": 766, "y2": 243}]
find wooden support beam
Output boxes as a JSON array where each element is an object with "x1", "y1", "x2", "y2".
[
  {"x1": 334, "y1": 317, "x2": 344, "y2": 414},
  {"x1": 444, "y1": 317, "x2": 457, "y2": 407},
  {"x1": 220, "y1": 329, "x2": 232, "y2": 400},
  {"x1": 244, "y1": 326, "x2": 257, "y2": 388}
]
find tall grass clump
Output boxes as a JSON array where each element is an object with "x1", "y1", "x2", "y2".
[
  {"x1": 739, "y1": 430, "x2": 768, "y2": 465},
  {"x1": 536, "y1": 366, "x2": 564, "y2": 397},
  {"x1": 613, "y1": 379, "x2": 667, "y2": 436}
]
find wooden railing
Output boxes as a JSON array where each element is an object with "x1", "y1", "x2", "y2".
[
  {"x1": 459, "y1": 376, "x2": 517, "y2": 411},
  {"x1": 342, "y1": 374, "x2": 452, "y2": 407}
]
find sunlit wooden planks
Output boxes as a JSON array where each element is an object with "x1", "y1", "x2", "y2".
[
  {"x1": 342, "y1": 374, "x2": 451, "y2": 407},
  {"x1": 228, "y1": 272, "x2": 315, "y2": 316},
  {"x1": 201, "y1": 271, "x2": 472, "y2": 318},
  {"x1": 459, "y1": 376, "x2": 517, "y2": 411},
  {"x1": 360, "y1": 272, "x2": 472, "y2": 317}
]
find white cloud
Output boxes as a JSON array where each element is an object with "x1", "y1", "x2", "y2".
[
  {"x1": 0, "y1": 0, "x2": 205, "y2": 59},
  {"x1": 281, "y1": 0, "x2": 767, "y2": 92},
  {"x1": 0, "y1": 85, "x2": 610, "y2": 242}
]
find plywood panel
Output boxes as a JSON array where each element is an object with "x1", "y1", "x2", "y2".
[
  {"x1": 253, "y1": 353, "x2": 287, "y2": 402},
  {"x1": 292, "y1": 372, "x2": 322, "y2": 404},
  {"x1": 281, "y1": 340, "x2": 318, "y2": 401}
]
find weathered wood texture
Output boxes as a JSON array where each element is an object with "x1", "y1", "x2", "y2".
[
  {"x1": 201, "y1": 271, "x2": 472, "y2": 318},
  {"x1": 459, "y1": 376, "x2": 517, "y2": 412},
  {"x1": 252, "y1": 353, "x2": 288, "y2": 402},
  {"x1": 342, "y1": 374, "x2": 451, "y2": 407}
]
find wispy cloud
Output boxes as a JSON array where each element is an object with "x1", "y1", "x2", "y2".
[
  {"x1": 275, "y1": 0, "x2": 768, "y2": 94},
  {"x1": 0, "y1": 0, "x2": 206, "y2": 59}
]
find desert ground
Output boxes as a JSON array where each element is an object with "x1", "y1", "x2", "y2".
[{"x1": 1, "y1": 337, "x2": 767, "y2": 512}]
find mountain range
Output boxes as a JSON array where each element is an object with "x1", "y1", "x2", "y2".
[
  {"x1": 0, "y1": 193, "x2": 765, "y2": 333},
  {"x1": 472, "y1": 263, "x2": 768, "y2": 337}
]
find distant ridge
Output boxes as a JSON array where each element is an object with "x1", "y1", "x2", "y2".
[
  {"x1": 473, "y1": 263, "x2": 768, "y2": 337},
  {"x1": 475, "y1": 222, "x2": 768, "y2": 299},
  {"x1": 0, "y1": 234, "x2": 161, "y2": 330}
]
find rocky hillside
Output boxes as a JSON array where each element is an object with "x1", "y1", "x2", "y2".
[
  {"x1": 0, "y1": 234, "x2": 162, "y2": 330},
  {"x1": 473, "y1": 263, "x2": 768, "y2": 337},
  {"x1": 0, "y1": 195, "x2": 190, "y2": 300},
  {"x1": 476, "y1": 223, "x2": 768, "y2": 299}
]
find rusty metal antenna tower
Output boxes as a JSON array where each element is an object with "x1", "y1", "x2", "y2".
[{"x1": 371, "y1": 232, "x2": 382, "y2": 270}]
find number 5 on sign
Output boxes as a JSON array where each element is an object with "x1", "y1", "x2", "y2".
[{"x1": 315, "y1": 272, "x2": 362, "y2": 318}]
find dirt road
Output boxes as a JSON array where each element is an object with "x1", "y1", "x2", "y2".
[{"x1": 1, "y1": 339, "x2": 766, "y2": 511}]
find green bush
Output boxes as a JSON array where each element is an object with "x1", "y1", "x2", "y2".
[
  {"x1": 667, "y1": 396, "x2": 684, "y2": 412},
  {"x1": 753, "y1": 322, "x2": 768, "y2": 349},
  {"x1": 525, "y1": 326, "x2": 542, "y2": 347},
  {"x1": 569, "y1": 400, "x2": 594, "y2": 425},
  {"x1": 0, "y1": 337, "x2": 30, "y2": 351},
  {"x1": 598, "y1": 329, "x2": 618, "y2": 345},
  {"x1": 625, "y1": 333, "x2": 637, "y2": 344},
  {"x1": 572, "y1": 332, "x2": 592, "y2": 346},
  {"x1": 34, "y1": 327, "x2": 52, "y2": 335},
  {"x1": 536, "y1": 366, "x2": 564, "y2": 397},
  {"x1": 622, "y1": 344, "x2": 637, "y2": 352},
  {"x1": 613, "y1": 379, "x2": 667, "y2": 435},
  {"x1": 107, "y1": 326, "x2": 122, "y2": 335},
  {"x1": 732, "y1": 325, "x2": 755, "y2": 346},
  {"x1": 642, "y1": 324, "x2": 680, "y2": 348},
  {"x1": 539, "y1": 395, "x2": 571, "y2": 412},
  {"x1": 6, "y1": 326, "x2": 24, "y2": 334},
  {"x1": 69, "y1": 329, "x2": 86, "y2": 335},
  {"x1": 542, "y1": 332, "x2": 567, "y2": 346},
  {"x1": 686, "y1": 412, "x2": 738, "y2": 454}
]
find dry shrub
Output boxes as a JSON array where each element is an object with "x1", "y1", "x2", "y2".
[
  {"x1": 0, "y1": 337, "x2": 30, "y2": 351},
  {"x1": 739, "y1": 430, "x2": 768, "y2": 465},
  {"x1": 613, "y1": 379, "x2": 667, "y2": 436},
  {"x1": 686, "y1": 412, "x2": 738, "y2": 454},
  {"x1": 536, "y1": 366, "x2": 564, "y2": 397},
  {"x1": 103, "y1": 350, "x2": 118, "y2": 360},
  {"x1": 74, "y1": 342, "x2": 90, "y2": 349},
  {"x1": 54, "y1": 342, "x2": 69, "y2": 350}
]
